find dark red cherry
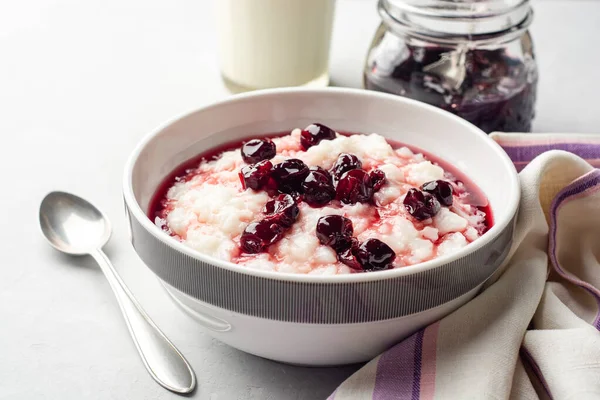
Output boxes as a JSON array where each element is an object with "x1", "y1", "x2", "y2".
[
  {"x1": 241, "y1": 138, "x2": 276, "y2": 164},
  {"x1": 335, "y1": 169, "x2": 374, "y2": 204},
  {"x1": 337, "y1": 238, "x2": 362, "y2": 270},
  {"x1": 331, "y1": 153, "x2": 362, "y2": 181},
  {"x1": 316, "y1": 215, "x2": 354, "y2": 251},
  {"x1": 403, "y1": 188, "x2": 441, "y2": 221},
  {"x1": 271, "y1": 159, "x2": 310, "y2": 194},
  {"x1": 369, "y1": 169, "x2": 386, "y2": 192},
  {"x1": 263, "y1": 194, "x2": 299, "y2": 227},
  {"x1": 309, "y1": 166, "x2": 328, "y2": 174},
  {"x1": 239, "y1": 160, "x2": 272, "y2": 190},
  {"x1": 301, "y1": 167, "x2": 335, "y2": 207},
  {"x1": 300, "y1": 123, "x2": 336, "y2": 150},
  {"x1": 354, "y1": 238, "x2": 396, "y2": 271},
  {"x1": 421, "y1": 180, "x2": 453, "y2": 206},
  {"x1": 240, "y1": 220, "x2": 286, "y2": 254}
]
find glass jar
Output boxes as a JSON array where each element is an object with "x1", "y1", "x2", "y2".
[{"x1": 364, "y1": 0, "x2": 538, "y2": 133}]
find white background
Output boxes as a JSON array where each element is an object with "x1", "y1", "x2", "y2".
[{"x1": 1, "y1": 0, "x2": 599, "y2": 399}]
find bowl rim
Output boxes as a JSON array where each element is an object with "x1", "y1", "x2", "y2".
[{"x1": 122, "y1": 87, "x2": 520, "y2": 284}]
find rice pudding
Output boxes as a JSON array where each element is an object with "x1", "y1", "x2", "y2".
[{"x1": 150, "y1": 124, "x2": 491, "y2": 275}]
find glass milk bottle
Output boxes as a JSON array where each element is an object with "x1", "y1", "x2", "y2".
[{"x1": 216, "y1": 0, "x2": 336, "y2": 93}]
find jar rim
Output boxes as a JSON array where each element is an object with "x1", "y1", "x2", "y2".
[
  {"x1": 379, "y1": 0, "x2": 533, "y2": 44},
  {"x1": 383, "y1": 0, "x2": 530, "y2": 19}
]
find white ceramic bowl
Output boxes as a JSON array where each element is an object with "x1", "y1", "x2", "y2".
[{"x1": 123, "y1": 88, "x2": 519, "y2": 366}]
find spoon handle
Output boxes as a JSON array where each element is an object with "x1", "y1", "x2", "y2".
[{"x1": 90, "y1": 249, "x2": 196, "y2": 394}]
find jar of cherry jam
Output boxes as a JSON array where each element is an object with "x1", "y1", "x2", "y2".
[{"x1": 364, "y1": 0, "x2": 538, "y2": 133}]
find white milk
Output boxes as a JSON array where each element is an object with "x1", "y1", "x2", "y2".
[{"x1": 216, "y1": 0, "x2": 336, "y2": 91}]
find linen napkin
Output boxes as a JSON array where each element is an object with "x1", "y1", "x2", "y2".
[{"x1": 328, "y1": 133, "x2": 600, "y2": 400}]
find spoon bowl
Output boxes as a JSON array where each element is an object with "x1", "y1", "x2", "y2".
[{"x1": 39, "y1": 191, "x2": 111, "y2": 255}]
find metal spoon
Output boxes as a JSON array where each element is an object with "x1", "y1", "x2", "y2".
[{"x1": 39, "y1": 191, "x2": 196, "y2": 394}]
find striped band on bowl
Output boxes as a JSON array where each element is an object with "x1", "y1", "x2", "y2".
[{"x1": 127, "y1": 203, "x2": 515, "y2": 324}]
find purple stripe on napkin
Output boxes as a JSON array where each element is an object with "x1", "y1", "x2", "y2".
[
  {"x1": 520, "y1": 347, "x2": 554, "y2": 400},
  {"x1": 494, "y1": 135, "x2": 600, "y2": 169},
  {"x1": 412, "y1": 330, "x2": 424, "y2": 400},
  {"x1": 373, "y1": 332, "x2": 420, "y2": 400},
  {"x1": 502, "y1": 143, "x2": 600, "y2": 163},
  {"x1": 548, "y1": 169, "x2": 600, "y2": 330}
]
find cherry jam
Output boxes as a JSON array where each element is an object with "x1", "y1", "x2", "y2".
[{"x1": 365, "y1": 43, "x2": 538, "y2": 134}]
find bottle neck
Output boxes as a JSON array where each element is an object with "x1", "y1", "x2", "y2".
[{"x1": 379, "y1": 0, "x2": 533, "y2": 45}]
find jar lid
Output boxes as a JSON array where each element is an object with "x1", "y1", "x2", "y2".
[{"x1": 381, "y1": 0, "x2": 533, "y2": 41}]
